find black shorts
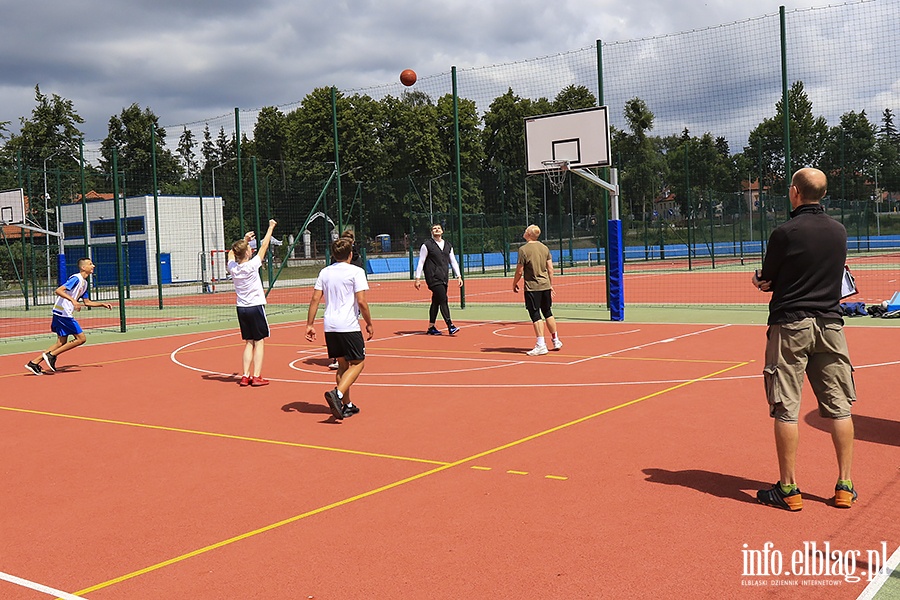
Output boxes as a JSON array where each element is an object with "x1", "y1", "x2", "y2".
[
  {"x1": 524, "y1": 289, "x2": 553, "y2": 321},
  {"x1": 324, "y1": 331, "x2": 366, "y2": 363},
  {"x1": 236, "y1": 305, "x2": 270, "y2": 341}
]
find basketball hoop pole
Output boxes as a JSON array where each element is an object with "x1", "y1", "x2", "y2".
[
  {"x1": 569, "y1": 167, "x2": 624, "y2": 322},
  {"x1": 569, "y1": 167, "x2": 620, "y2": 212}
]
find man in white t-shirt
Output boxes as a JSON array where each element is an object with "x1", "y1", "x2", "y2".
[
  {"x1": 306, "y1": 237, "x2": 374, "y2": 420},
  {"x1": 25, "y1": 257, "x2": 113, "y2": 375},
  {"x1": 228, "y1": 219, "x2": 277, "y2": 387}
]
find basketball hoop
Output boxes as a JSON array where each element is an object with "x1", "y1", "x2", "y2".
[{"x1": 542, "y1": 160, "x2": 569, "y2": 194}]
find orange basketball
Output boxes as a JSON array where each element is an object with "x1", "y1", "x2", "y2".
[{"x1": 400, "y1": 69, "x2": 417, "y2": 86}]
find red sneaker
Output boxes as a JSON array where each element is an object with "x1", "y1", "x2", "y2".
[
  {"x1": 239, "y1": 375, "x2": 251, "y2": 386},
  {"x1": 250, "y1": 376, "x2": 269, "y2": 387}
]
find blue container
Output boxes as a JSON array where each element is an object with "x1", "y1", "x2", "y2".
[{"x1": 376, "y1": 234, "x2": 391, "y2": 253}]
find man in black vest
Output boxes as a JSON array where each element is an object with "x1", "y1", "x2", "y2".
[{"x1": 414, "y1": 223, "x2": 463, "y2": 335}]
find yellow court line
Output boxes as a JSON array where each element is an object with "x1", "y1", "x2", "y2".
[
  {"x1": 68, "y1": 359, "x2": 750, "y2": 597},
  {"x1": 0, "y1": 406, "x2": 447, "y2": 467}
]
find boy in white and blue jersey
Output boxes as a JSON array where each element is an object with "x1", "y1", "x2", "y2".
[{"x1": 25, "y1": 257, "x2": 112, "y2": 375}]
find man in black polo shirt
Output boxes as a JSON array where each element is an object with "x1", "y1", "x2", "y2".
[
  {"x1": 414, "y1": 224, "x2": 463, "y2": 335},
  {"x1": 752, "y1": 167, "x2": 857, "y2": 511}
]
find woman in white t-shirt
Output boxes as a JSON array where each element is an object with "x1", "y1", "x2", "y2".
[{"x1": 227, "y1": 219, "x2": 277, "y2": 387}]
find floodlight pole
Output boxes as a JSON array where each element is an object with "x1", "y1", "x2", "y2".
[
  {"x1": 42, "y1": 151, "x2": 61, "y2": 289},
  {"x1": 211, "y1": 157, "x2": 238, "y2": 201},
  {"x1": 428, "y1": 172, "x2": 450, "y2": 222}
]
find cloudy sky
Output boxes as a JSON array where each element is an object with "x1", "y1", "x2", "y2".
[{"x1": 0, "y1": 0, "x2": 868, "y2": 144}]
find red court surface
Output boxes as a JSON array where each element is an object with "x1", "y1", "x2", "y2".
[{"x1": 1, "y1": 319, "x2": 898, "y2": 599}]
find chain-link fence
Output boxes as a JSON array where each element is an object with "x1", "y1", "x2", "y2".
[{"x1": 3, "y1": 1, "x2": 900, "y2": 339}]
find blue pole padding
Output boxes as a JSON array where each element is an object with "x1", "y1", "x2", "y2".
[
  {"x1": 57, "y1": 252, "x2": 67, "y2": 286},
  {"x1": 607, "y1": 219, "x2": 624, "y2": 321}
]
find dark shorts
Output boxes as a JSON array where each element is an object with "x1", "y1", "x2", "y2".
[
  {"x1": 51, "y1": 314, "x2": 83, "y2": 337},
  {"x1": 524, "y1": 289, "x2": 553, "y2": 322},
  {"x1": 236, "y1": 305, "x2": 270, "y2": 341},
  {"x1": 325, "y1": 331, "x2": 366, "y2": 363}
]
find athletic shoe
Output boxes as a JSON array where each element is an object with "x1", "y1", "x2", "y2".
[
  {"x1": 553, "y1": 338, "x2": 563, "y2": 350},
  {"x1": 328, "y1": 360, "x2": 339, "y2": 370},
  {"x1": 42, "y1": 352, "x2": 57, "y2": 372},
  {"x1": 342, "y1": 403, "x2": 360, "y2": 418},
  {"x1": 250, "y1": 376, "x2": 269, "y2": 387},
  {"x1": 833, "y1": 483, "x2": 858, "y2": 508},
  {"x1": 526, "y1": 344, "x2": 549, "y2": 356},
  {"x1": 756, "y1": 482, "x2": 803, "y2": 511},
  {"x1": 448, "y1": 324, "x2": 460, "y2": 335},
  {"x1": 25, "y1": 361, "x2": 43, "y2": 376},
  {"x1": 426, "y1": 326, "x2": 442, "y2": 335},
  {"x1": 239, "y1": 375, "x2": 251, "y2": 386},
  {"x1": 324, "y1": 388, "x2": 345, "y2": 420}
]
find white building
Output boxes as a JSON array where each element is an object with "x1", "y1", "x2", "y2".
[{"x1": 59, "y1": 194, "x2": 224, "y2": 286}]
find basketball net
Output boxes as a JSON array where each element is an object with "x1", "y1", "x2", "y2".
[{"x1": 542, "y1": 160, "x2": 569, "y2": 195}]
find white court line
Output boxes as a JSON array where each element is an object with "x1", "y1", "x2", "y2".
[
  {"x1": 290, "y1": 355, "x2": 527, "y2": 377},
  {"x1": 566, "y1": 324, "x2": 733, "y2": 366},
  {"x1": 171, "y1": 321, "x2": 899, "y2": 388},
  {"x1": 0, "y1": 571, "x2": 86, "y2": 600},
  {"x1": 491, "y1": 326, "x2": 642, "y2": 340},
  {"x1": 856, "y1": 544, "x2": 900, "y2": 600}
]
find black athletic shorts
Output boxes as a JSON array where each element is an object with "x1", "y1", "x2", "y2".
[
  {"x1": 324, "y1": 330, "x2": 366, "y2": 363},
  {"x1": 236, "y1": 305, "x2": 269, "y2": 341},
  {"x1": 524, "y1": 289, "x2": 553, "y2": 321}
]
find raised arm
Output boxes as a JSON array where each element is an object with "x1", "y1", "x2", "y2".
[{"x1": 257, "y1": 220, "x2": 277, "y2": 261}]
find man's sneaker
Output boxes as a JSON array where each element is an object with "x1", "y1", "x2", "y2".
[
  {"x1": 250, "y1": 376, "x2": 269, "y2": 387},
  {"x1": 42, "y1": 352, "x2": 57, "y2": 372},
  {"x1": 447, "y1": 324, "x2": 460, "y2": 335},
  {"x1": 25, "y1": 361, "x2": 43, "y2": 376},
  {"x1": 239, "y1": 375, "x2": 251, "y2": 386},
  {"x1": 756, "y1": 482, "x2": 803, "y2": 511},
  {"x1": 328, "y1": 360, "x2": 339, "y2": 370},
  {"x1": 324, "y1": 388, "x2": 345, "y2": 420},
  {"x1": 342, "y1": 403, "x2": 360, "y2": 418},
  {"x1": 833, "y1": 483, "x2": 858, "y2": 508},
  {"x1": 426, "y1": 326, "x2": 442, "y2": 335},
  {"x1": 552, "y1": 338, "x2": 563, "y2": 350},
  {"x1": 526, "y1": 344, "x2": 549, "y2": 356}
]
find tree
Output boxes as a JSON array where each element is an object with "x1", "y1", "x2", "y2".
[
  {"x1": 177, "y1": 127, "x2": 198, "y2": 179},
  {"x1": 616, "y1": 97, "x2": 667, "y2": 225},
  {"x1": 877, "y1": 108, "x2": 900, "y2": 193},
  {"x1": 252, "y1": 106, "x2": 288, "y2": 178},
  {"x1": 2, "y1": 85, "x2": 84, "y2": 172},
  {"x1": 201, "y1": 124, "x2": 217, "y2": 166},
  {"x1": 821, "y1": 110, "x2": 878, "y2": 202},
  {"x1": 553, "y1": 85, "x2": 597, "y2": 112},
  {"x1": 100, "y1": 103, "x2": 180, "y2": 195},
  {"x1": 743, "y1": 81, "x2": 828, "y2": 193}
]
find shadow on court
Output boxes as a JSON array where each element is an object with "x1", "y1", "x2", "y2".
[
  {"x1": 281, "y1": 401, "x2": 332, "y2": 415},
  {"x1": 201, "y1": 373, "x2": 239, "y2": 384},
  {"x1": 302, "y1": 358, "x2": 334, "y2": 367},
  {"x1": 804, "y1": 410, "x2": 900, "y2": 448},
  {"x1": 642, "y1": 468, "x2": 833, "y2": 506},
  {"x1": 480, "y1": 347, "x2": 528, "y2": 354}
]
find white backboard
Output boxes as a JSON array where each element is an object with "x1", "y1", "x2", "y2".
[
  {"x1": 0, "y1": 188, "x2": 25, "y2": 225},
  {"x1": 524, "y1": 106, "x2": 611, "y2": 174}
]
